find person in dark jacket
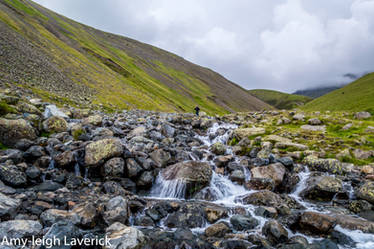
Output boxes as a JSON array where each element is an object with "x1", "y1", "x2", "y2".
[{"x1": 194, "y1": 106, "x2": 200, "y2": 116}]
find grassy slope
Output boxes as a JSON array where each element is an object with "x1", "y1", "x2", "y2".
[
  {"x1": 0, "y1": 0, "x2": 270, "y2": 115},
  {"x1": 303, "y1": 73, "x2": 374, "y2": 112},
  {"x1": 248, "y1": 89, "x2": 312, "y2": 110}
]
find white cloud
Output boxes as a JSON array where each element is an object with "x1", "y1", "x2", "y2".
[{"x1": 33, "y1": 0, "x2": 374, "y2": 92}]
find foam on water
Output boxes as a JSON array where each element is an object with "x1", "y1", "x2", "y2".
[{"x1": 335, "y1": 225, "x2": 374, "y2": 249}]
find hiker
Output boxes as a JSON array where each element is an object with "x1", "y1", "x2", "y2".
[{"x1": 194, "y1": 106, "x2": 200, "y2": 116}]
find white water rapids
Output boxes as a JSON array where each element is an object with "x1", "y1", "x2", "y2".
[{"x1": 149, "y1": 122, "x2": 374, "y2": 248}]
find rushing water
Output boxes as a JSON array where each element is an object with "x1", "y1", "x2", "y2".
[{"x1": 149, "y1": 122, "x2": 374, "y2": 248}]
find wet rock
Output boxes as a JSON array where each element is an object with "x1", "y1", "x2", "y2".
[
  {"x1": 104, "y1": 196, "x2": 128, "y2": 225},
  {"x1": 103, "y1": 157, "x2": 124, "y2": 177},
  {"x1": 301, "y1": 175, "x2": 343, "y2": 201},
  {"x1": 334, "y1": 214, "x2": 374, "y2": 233},
  {"x1": 85, "y1": 138, "x2": 123, "y2": 166},
  {"x1": 250, "y1": 163, "x2": 286, "y2": 187},
  {"x1": 0, "y1": 220, "x2": 42, "y2": 239},
  {"x1": 120, "y1": 178, "x2": 137, "y2": 192},
  {"x1": 354, "y1": 111, "x2": 371, "y2": 119},
  {"x1": 303, "y1": 156, "x2": 345, "y2": 175},
  {"x1": 245, "y1": 178, "x2": 275, "y2": 191},
  {"x1": 299, "y1": 212, "x2": 336, "y2": 234},
  {"x1": 229, "y1": 170, "x2": 245, "y2": 184},
  {"x1": 161, "y1": 161, "x2": 212, "y2": 198},
  {"x1": 43, "y1": 116, "x2": 68, "y2": 133},
  {"x1": 278, "y1": 236, "x2": 309, "y2": 249},
  {"x1": 0, "y1": 149, "x2": 23, "y2": 164},
  {"x1": 356, "y1": 181, "x2": 374, "y2": 204},
  {"x1": 150, "y1": 149, "x2": 171, "y2": 168},
  {"x1": 0, "y1": 118, "x2": 37, "y2": 146},
  {"x1": 301, "y1": 125, "x2": 326, "y2": 132},
  {"x1": 126, "y1": 158, "x2": 143, "y2": 178},
  {"x1": 276, "y1": 156, "x2": 293, "y2": 167},
  {"x1": 0, "y1": 164, "x2": 27, "y2": 187},
  {"x1": 103, "y1": 181, "x2": 127, "y2": 195},
  {"x1": 262, "y1": 219, "x2": 288, "y2": 245},
  {"x1": 230, "y1": 214, "x2": 259, "y2": 231},
  {"x1": 54, "y1": 150, "x2": 75, "y2": 167},
  {"x1": 24, "y1": 145, "x2": 45, "y2": 158},
  {"x1": 309, "y1": 239, "x2": 339, "y2": 249},
  {"x1": 329, "y1": 230, "x2": 356, "y2": 248},
  {"x1": 136, "y1": 171, "x2": 153, "y2": 188},
  {"x1": 220, "y1": 239, "x2": 253, "y2": 249},
  {"x1": 348, "y1": 200, "x2": 373, "y2": 213},
  {"x1": 255, "y1": 206, "x2": 277, "y2": 218},
  {"x1": 205, "y1": 222, "x2": 231, "y2": 237},
  {"x1": 0, "y1": 193, "x2": 20, "y2": 218},
  {"x1": 204, "y1": 206, "x2": 228, "y2": 223},
  {"x1": 233, "y1": 127, "x2": 265, "y2": 140},
  {"x1": 210, "y1": 142, "x2": 226, "y2": 155},
  {"x1": 105, "y1": 222, "x2": 146, "y2": 249},
  {"x1": 241, "y1": 190, "x2": 283, "y2": 206},
  {"x1": 164, "y1": 203, "x2": 205, "y2": 228}
]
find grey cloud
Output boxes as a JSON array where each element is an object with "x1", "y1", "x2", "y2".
[{"x1": 34, "y1": 0, "x2": 374, "y2": 92}]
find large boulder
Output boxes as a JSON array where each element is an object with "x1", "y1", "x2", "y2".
[
  {"x1": 85, "y1": 138, "x2": 123, "y2": 166},
  {"x1": 161, "y1": 161, "x2": 212, "y2": 198},
  {"x1": 205, "y1": 222, "x2": 231, "y2": 237},
  {"x1": 334, "y1": 214, "x2": 374, "y2": 234},
  {"x1": 0, "y1": 118, "x2": 37, "y2": 146},
  {"x1": 233, "y1": 127, "x2": 265, "y2": 140},
  {"x1": 0, "y1": 193, "x2": 20, "y2": 218},
  {"x1": 303, "y1": 156, "x2": 344, "y2": 175},
  {"x1": 250, "y1": 163, "x2": 286, "y2": 187},
  {"x1": 0, "y1": 220, "x2": 42, "y2": 239},
  {"x1": 42, "y1": 116, "x2": 68, "y2": 133},
  {"x1": 301, "y1": 175, "x2": 343, "y2": 201},
  {"x1": 83, "y1": 114, "x2": 102, "y2": 126},
  {"x1": 299, "y1": 212, "x2": 336, "y2": 234},
  {"x1": 356, "y1": 181, "x2": 374, "y2": 204},
  {"x1": 104, "y1": 222, "x2": 146, "y2": 249},
  {"x1": 230, "y1": 214, "x2": 259, "y2": 231}
]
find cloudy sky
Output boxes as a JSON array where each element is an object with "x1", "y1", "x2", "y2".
[{"x1": 33, "y1": 0, "x2": 374, "y2": 92}]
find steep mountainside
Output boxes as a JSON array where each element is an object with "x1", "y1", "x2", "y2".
[
  {"x1": 303, "y1": 73, "x2": 374, "y2": 112},
  {"x1": 0, "y1": 0, "x2": 270, "y2": 114},
  {"x1": 293, "y1": 86, "x2": 343, "y2": 98},
  {"x1": 248, "y1": 89, "x2": 312, "y2": 110}
]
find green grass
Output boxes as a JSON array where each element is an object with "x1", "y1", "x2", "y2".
[
  {"x1": 249, "y1": 89, "x2": 312, "y2": 110},
  {"x1": 0, "y1": 101, "x2": 17, "y2": 115},
  {"x1": 303, "y1": 73, "x2": 374, "y2": 112}
]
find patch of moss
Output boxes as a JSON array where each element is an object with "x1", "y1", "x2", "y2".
[
  {"x1": 0, "y1": 142, "x2": 9, "y2": 150},
  {"x1": 0, "y1": 101, "x2": 17, "y2": 115}
]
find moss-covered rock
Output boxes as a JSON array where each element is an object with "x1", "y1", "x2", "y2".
[
  {"x1": 356, "y1": 181, "x2": 374, "y2": 204},
  {"x1": 0, "y1": 118, "x2": 37, "y2": 146},
  {"x1": 42, "y1": 116, "x2": 68, "y2": 133},
  {"x1": 84, "y1": 138, "x2": 123, "y2": 166},
  {"x1": 303, "y1": 156, "x2": 344, "y2": 175},
  {"x1": 233, "y1": 127, "x2": 265, "y2": 140}
]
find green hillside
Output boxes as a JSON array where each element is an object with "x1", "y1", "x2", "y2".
[
  {"x1": 303, "y1": 73, "x2": 374, "y2": 112},
  {"x1": 248, "y1": 89, "x2": 312, "y2": 110},
  {"x1": 0, "y1": 0, "x2": 270, "y2": 114}
]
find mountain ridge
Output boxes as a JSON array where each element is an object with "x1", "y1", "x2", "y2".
[{"x1": 0, "y1": 0, "x2": 271, "y2": 114}]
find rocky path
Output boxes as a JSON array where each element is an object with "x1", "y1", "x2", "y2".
[{"x1": 0, "y1": 90, "x2": 373, "y2": 248}]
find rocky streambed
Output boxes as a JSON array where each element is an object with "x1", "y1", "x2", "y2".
[{"x1": 0, "y1": 92, "x2": 374, "y2": 248}]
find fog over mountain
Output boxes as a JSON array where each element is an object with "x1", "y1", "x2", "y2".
[{"x1": 34, "y1": 0, "x2": 374, "y2": 92}]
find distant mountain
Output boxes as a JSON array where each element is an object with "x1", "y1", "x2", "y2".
[
  {"x1": 302, "y1": 73, "x2": 374, "y2": 112},
  {"x1": 293, "y1": 86, "x2": 343, "y2": 99},
  {"x1": 0, "y1": 0, "x2": 270, "y2": 114},
  {"x1": 248, "y1": 89, "x2": 312, "y2": 110}
]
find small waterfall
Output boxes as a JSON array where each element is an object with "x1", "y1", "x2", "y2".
[
  {"x1": 335, "y1": 225, "x2": 374, "y2": 249},
  {"x1": 42, "y1": 159, "x2": 56, "y2": 181},
  {"x1": 84, "y1": 167, "x2": 89, "y2": 180},
  {"x1": 343, "y1": 181, "x2": 355, "y2": 200},
  {"x1": 74, "y1": 163, "x2": 81, "y2": 177},
  {"x1": 150, "y1": 173, "x2": 187, "y2": 199}
]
